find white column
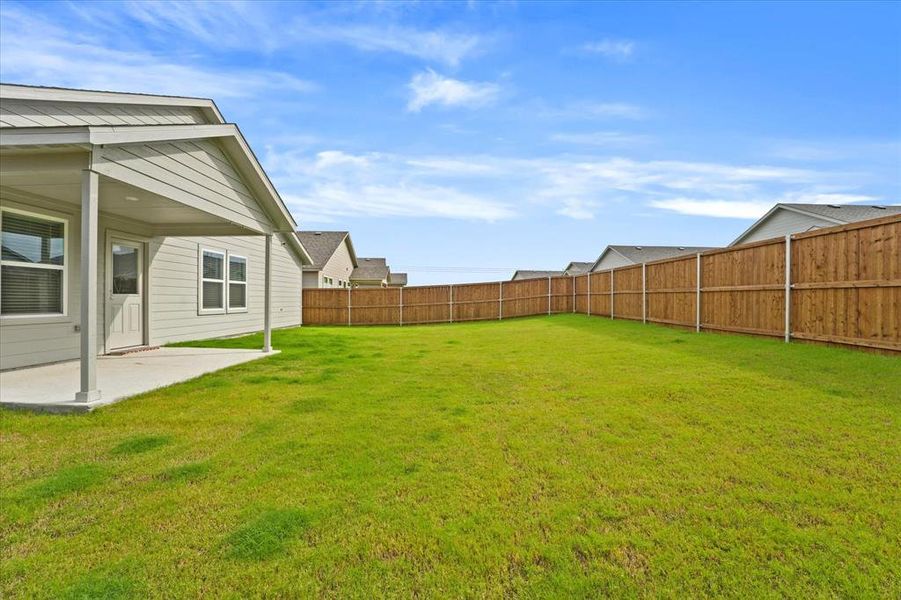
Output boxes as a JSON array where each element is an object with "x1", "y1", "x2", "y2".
[
  {"x1": 75, "y1": 170, "x2": 101, "y2": 403},
  {"x1": 263, "y1": 233, "x2": 272, "y2": 352},
  {"x1": 784, "y1": 234, "x2": 792, "y2": 343}
]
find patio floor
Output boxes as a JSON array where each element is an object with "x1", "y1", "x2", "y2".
[{"x1": 0, "y1": 347, "x2": 278, "y2": 413}]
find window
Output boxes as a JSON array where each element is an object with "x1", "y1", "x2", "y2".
[
  {"x1": 228, "y1": 255, "x2": 247, "y2": 311},
  {"x1": 0, "y1": 209, "x2": 66, "y2": 316},
  {"x1": 200, "y1": 249, "x2": 225, "y2": 312}
]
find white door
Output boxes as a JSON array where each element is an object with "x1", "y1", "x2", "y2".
[{"x1": 106, "y1": 240, "x2": 144, "y2": 350}]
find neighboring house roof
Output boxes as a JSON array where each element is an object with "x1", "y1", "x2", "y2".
[
  {"x1": 730, "y1": 203, "x2": 901, "y2": 246},
  {"x1": 0, "y1": 83, "x2": 312, "y2": 266},
  {"x1": 511, "y1": 270, "x2": 564, "y2": 280},
  {"x1": 563, "y1": 261, "x2": 593, "y2": 275},
  {"x1": 295, "y1": 231, "x2": 357, "y2": 271},
  {"x1": 592, "y1": 245, "x2": 716, "y2": 271},
  {"x1": 388, "y1": 272, "x2": 408, "y2": 286},
  {"x1": 351, "y1": 257, "x2": 389, "y2": 282}
]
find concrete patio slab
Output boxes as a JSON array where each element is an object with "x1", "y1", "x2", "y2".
[{"x1": 0, "y1": 347, "x2": 278, "y2": 413}]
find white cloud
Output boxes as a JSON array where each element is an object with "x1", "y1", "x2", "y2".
[
  {"x1": 550, "y1": 131, "x2": 653, "y2": 146},
  {"x1": 650, "y1": 193, "x2": 882, "y2": 219},
  {"x1": 536, "y1": 101, "x2": 649, "y2": 120},
  {"x1": 407, "y1": 70, "x2": 500, "y2": 112},
  {"x1": 582, "y1": 39, "x2": 635, "y2": 61},
  {"x1": 0, "y1": 7, "x2": 315, "y2": 98}
]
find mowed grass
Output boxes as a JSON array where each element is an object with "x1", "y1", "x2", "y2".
[{"x1": 1, "y1": 315, "x2": 899, "y2": 598}]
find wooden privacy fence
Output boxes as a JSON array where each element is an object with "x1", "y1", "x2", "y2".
[{"x1": 302, "y1": 214, "x2": 900, "y2": 352}]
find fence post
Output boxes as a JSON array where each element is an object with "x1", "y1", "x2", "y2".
[
  {"x1": 784, "y1": 234, "x2": 791, "y2": 343},
  {"x1": 695, "y1": 253, "x2": 701, "y2": 333},
  {"x1": 547, "y1": 276, "x2": 552, "y2": 315},
  {"x1": 571, "y1": 276, "x2": 575, "y2": 313},
  {"x1": 641, "y1": 263, "x2": 647, "y2": 324},
  {"x1": 399, "y1": 287, "x2": 403, "y2": 326},
  {"x1": 449, "y1": 285, "x2": 454, "y2": 323},
  {"x1": 347, "y1": 286, "x2": 351, "y2": 326},
  {"x1": 587, "y1": 273, "x2": 591, "y2": 316},
  {"x1": 610, "y1": 270, "x2": 615, "y2": 320},
  {"x1": 498, "y1": 281, "x2": 503, "y2": 319}
]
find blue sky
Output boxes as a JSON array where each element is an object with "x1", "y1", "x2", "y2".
[{"x1": 2, "y1": 1, "x2": 899, "y2": 284}]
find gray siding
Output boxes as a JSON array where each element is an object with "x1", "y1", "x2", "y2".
[
  {"x1": 735, "y1": 208, "x2": 834, "y2": 245},
  {"x1": 1, "y1": 190, "x2": 302, "y2": 369},
  {"x1": 302, "y1": 271, "x2": 321, "y2": 288},
  {"x1": 0, "y1": 99, "x2": 206, "y2": 128},
  {"x1": 148, "y1": 233, "x2": 302, "y2": 345},
  {"x1": 95, "y1": 139, "x2": 272, "y2": 233},
  {"x1": 592, "y1": 251, "x2": 634, "y2": 271}
]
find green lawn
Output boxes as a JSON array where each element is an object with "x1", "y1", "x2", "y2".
[{"x1": 2, "y1": 315, "x2": 899, "y2": 598}]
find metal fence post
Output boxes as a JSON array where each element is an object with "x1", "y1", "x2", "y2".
[
  {"x1": 498, "y1": 281, "x2": 503, "y2": 320},
  {"x1": 547, "y1": 276, "x2": 552, "y2": 315},
  {"x1": 641, "y1": 263, "x2": 647, "y2": 324},
  {"x1": 784, "y1": 234, "x2": 791, "y2": 343},
  {"x1": 695, "y1": 253, "x2": 701, "y2": 333},
  {"x1": 399, "y1": 287, "x2": 403, "y2": 326},
  {"x1": 610, "y1": 270, "x2": 615, "y2": 320},
  {"x1": 449, "y1": 284, "x2": 454, "y2": 323},
  {"x1": 347, "y1": 286, "x2": 351, "y2": 326},
  {"x1": 587, "y1": 273, "x2": 591, "y2": 316}
]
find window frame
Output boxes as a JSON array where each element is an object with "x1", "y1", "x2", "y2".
[
  {"x1": 0, "y1": 206, "x2": 68, "y2": 320},
  {"x1": 198, "y1": 248, "x2": 226, "y2": 315},
  {"x1": 227, "y1": 253, "x2": 248, "y2": 313}
]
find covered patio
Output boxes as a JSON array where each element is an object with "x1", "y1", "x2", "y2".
[{"x1": 0, "y1": 346, "x2": 278, "y2": 413}]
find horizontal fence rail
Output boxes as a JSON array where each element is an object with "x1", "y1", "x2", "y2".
[{"x1": 302, "y1": 214, "x2": 901, "y2": 353}]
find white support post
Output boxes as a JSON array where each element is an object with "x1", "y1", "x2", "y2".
[
  {"x1": 498, "y1": 281, "x2": 503, "y2": 320},
  {"x1": 587, "y1": 273, "x2": 591, "y2": 316},
  {"x1": 263, "y1": 233, "x2": 272, "y2": 352},
  {"x1": 784, "y1": 234, "x2": 791, "y2": 343},
  {"x1": 547, "y1": 276, "x2": 552, "y2": 315},
  {"x1": 75, "y1": 169, "x2": 101, "y2": 403},
  {"x1": 695, "y1": 253, "x2": 702, "y2": 333},
  {"x1": 347, "y1": 286, "x2": 351, "y2": 326},
  {"x1": 399, "y1": 287, "x2": 403, "y2": 326},
  {"x1": 610, "y1": 270, "x2": 615, "y2": 320},
  {"x1": 449, "y1": 285, "x2": 454, "y2": 323}
]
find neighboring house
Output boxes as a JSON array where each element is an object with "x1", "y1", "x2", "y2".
[
  {"x1": 387, "y1": 272, "x2": 408, "y2": 287},
  {"x1": 0, "y1": 83, "x2": 312, "y2": 403},
  {"x1": 511, "y1": 270, "x2": 564, "y2": 281},
  {"x1": 351, "y1": 257, "x2": 390, "y2": 287},
  {"x1": 296, "y1": 230, "x2": 357, "y2": 288},
  {"x1": 563, "y1": 261, "x2": 593, "y2": 276},
  {"x1": 591, "y1": 246, "x2": 715, "y2": 271},
  {"x1": 730, "y1": 203, "x2": 901, "y2": 246}
]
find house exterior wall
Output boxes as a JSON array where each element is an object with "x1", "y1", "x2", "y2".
[
  {"x1": 0, "y1": 98, "x2": 206, "y2": 128},
  {"x1": 94, "y1": 139, "x2": 272, "y2": 234},
  {"x1": 319, "y1": 239, "x2": 355, "y2": 288},
  {"x1": 147, "y1": 233, "x2": 302, "y2": 345},
  {"x1": 1, "y1": 190, "x2": 302, "y2": 369},
  {"x1": 733, "y1": 208, "x2": 834, "y2": 245},
  {"x1": 593, "y1": 252, "x2": 634, "y2": 271},
  {"x1": 302, "y1": 271, "x2": 321, "y2": 288}
]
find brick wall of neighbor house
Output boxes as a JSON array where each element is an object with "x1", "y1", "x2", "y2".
[{"x1": 148, "y1": 233, "x2": 302, "y2": 345}]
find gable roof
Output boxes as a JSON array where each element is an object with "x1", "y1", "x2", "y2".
[
  {"x1": 511, "y1": 270, "x2": 564, "y2": 280},
  {"x1": 563, "y1": 261, "x2": 593, "y2": 274},
  {"x1": 731, "y1": 203, "x2": 901, "y2": 246},
  {"x1": 351, "y1": 257, "x2": 389, "y2": 281},
  {"x1": 0, "y1": 83, "x2": 311, "y2": 265},
  {"x1": 592, "y1": 245, "x2": 715, "y2": 271},
  {"x1": 295, "y1": 231, "x2": 356, "y2": 270},
  {"x1": 388, "y1": 272, "x2": 408, "y2": 286}
]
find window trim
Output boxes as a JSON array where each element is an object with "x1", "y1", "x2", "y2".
[
  {"x1": 227, "y1": 253, "x2": 248, "y2": 313},
  {"x1": 0, "y1": 206, "x2": 68, "y2": 320},
  {"x1": 198, "y1": 248, "x2": 226, "y2": 315}
]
